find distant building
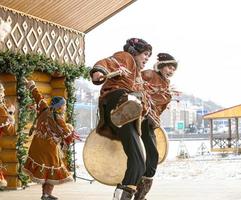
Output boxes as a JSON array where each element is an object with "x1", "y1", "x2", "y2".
[{"x1": 161, "y1": 100, "x2": 205, "y2": 133}]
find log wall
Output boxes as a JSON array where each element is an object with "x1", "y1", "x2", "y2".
[
  {"x1": 0, "y1": 73, "x2": 19, "y2": 189},
  {"x1": 0, "y1": 71, "x2": 68, "y2": 189}
]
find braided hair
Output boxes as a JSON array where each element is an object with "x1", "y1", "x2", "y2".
[{"x1": 123, "y1": 38, "x2": 152, "y2": 56}]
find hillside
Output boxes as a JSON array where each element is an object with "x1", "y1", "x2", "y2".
[{"x1": 179, "y1": 93, "x2": 223, "y2": 112}]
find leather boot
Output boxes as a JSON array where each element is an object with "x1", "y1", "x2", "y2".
[
  {"x1": 42, "y1": 183, "x2": 58, "y2": 199},
  {"x1": 134, "y1": 177, "x2": 153, "y2": 200},
  {"x1": 113, "y1": 184, "x2": 136, "y2": 200}
]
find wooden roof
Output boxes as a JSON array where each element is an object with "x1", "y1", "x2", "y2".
[
  {"x1": 0, "y1": 0, "x2": 136, "y2": 33},
  {"x1": 203, "y1": 104, "x2": 241, "y2": 119}
]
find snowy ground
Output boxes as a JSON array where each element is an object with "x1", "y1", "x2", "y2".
[
  {"x1": 156, "y1": 156, "x2": 241, "y2": 180},
  {"x1": 74, "y1": 141, "x2": 241, "y2": 182},
  {"x1": 2, "y1": 142, "x2": 241, "y2": 200}
]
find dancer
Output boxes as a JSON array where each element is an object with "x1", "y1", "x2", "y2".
[
  {"x1": 135, "y1": 53, "x2": 177, "y2": 200},
  {"x1": 90, "y1": 38, "x2": 152, "y2": 200},
  {"x1": 23, "y1": 79, "x2": 78, "y2": 200}
]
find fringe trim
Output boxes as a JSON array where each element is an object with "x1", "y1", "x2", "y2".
[
  {"x1": 27, "y1": 156, "x2": 64, "y2": 170},
  {"x1": 22, "y1": 167, "x2": 73, "y2": 185}
]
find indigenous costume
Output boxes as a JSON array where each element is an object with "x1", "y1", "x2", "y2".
[
  {"x1": 0, "y1": 83, "x2": 15, "y2": 188},
  {"x1": 92, "y1": 51, "x2": 148, "y2": 138},
  {"x1": 22, "y1": 84, "x2": 74, "y2": 186},
  {"x1": 89, "y1": 38, "x2": 152, "y2": 200},
  {"x1": 134, "y1": 53, "x2": 177, "y2": 200},
  {"x1": 142, "y1": 69, "x2": 172, "y2": 128}
]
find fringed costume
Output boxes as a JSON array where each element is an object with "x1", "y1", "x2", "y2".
[{"x1": 23, "y1": 86, "x2": 73, "y2": 185}]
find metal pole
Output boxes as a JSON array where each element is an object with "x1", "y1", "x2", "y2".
[{"x1": 73, "y1": 141, "x2": 77, "y2": 181}]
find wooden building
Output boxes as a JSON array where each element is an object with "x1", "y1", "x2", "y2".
[
  {"x1": 0, "y1": 0, "x2": 136, "y2": 189},
  {"x1": 203, "y1": 104, "x2": 241, "y2": 153}
]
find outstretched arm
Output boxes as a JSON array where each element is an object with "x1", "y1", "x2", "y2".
[
  {"x1": 24, "y1": 78, "x2": 48, "y2": 112},
  {"x1": 89, "y1": 52, "x2": 134, "y2": 85}
]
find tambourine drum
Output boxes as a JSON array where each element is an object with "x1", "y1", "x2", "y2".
[
  {"x1": 154, "y1": 127, "x2": 169, "y2": 164},
  {"x1": 83, "y1": 129, "x2": 127, "y2": 186},
  {"x1": 83, "y1": 127, "x2": 168, "y2": 186}
]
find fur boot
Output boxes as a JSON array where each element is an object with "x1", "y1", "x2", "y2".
[
  {"x1": 134, "y1": 177, "x2": 153, "y2": 200},
  {"x1": 113, "y1": 184, "x2": 136, "y2": 200}
]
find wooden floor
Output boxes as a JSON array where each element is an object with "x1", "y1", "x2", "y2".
[{"x1": 1, "y1": 179, "x2": 241, "y2": 200}]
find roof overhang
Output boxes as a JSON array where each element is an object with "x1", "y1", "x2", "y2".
[
  {"x1": 203, "y1": 104, "x2": 241, "y2": 119},
  {"x1": 0, "y1": 0, "x2": 136, "y2": 33}
]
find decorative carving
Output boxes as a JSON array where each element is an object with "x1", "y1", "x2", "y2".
[
  {"x1": 41, "y1": 32, "x2": 52, "y2": 54},
  {"x1": 0, "y1": 6, "x2": 85, "y2": 65},
  {"x1": 37, "y1": 26, "x2": 42, "y2": 36},
  {"x1": 55, "y1": 36, "x2": 65, "y2": 57},
  {"x1": 11, "y1": 23, "x2": 24, "y2": 47},
  {"x1": 26, "y1": 27, "x2": 38, "y2": 51},
  {"x1": 22, "y1": 21, "x2": 28, "y2": 31},
  {"x1": 67, "y1": 39, "x2": 77, "y2": 61}
]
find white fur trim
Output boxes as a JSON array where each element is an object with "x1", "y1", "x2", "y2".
[
  {"x1": 154, "y1": 60, "x2": 177, "y2": 72},
  {"x1": 93, "y1": 65, "x2": 110, "y2": 74},
  {"x1": 113, "y1": 188, "x2": 124, "y2": 200}
]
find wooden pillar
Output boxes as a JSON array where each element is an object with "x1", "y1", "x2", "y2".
[
  {"x1": 236, "y1": 118, "x2": 239, "y2": 139},
  {"x1": 210, "y1": 119, "x2": 213, "y2": 149},
  {"x1": 235, "y1": 118, "x2": 239, "y2": 152},
  {"x1": 228, "y1": 118, "x2": 232, "y2": 148}
]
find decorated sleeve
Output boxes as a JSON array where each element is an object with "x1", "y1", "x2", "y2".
[
  {"x1": 89, "y1": 59, "x2": 111, "y2": 77},
  {"x1": 90, "y1": 52, "x2": 135, "y2": 77},
  {"x1": 55, "y1": 115, "x2": 73, "y2": 144},
  {"x1": 89, "y1": 58, "x2": 113, "y2": 85},
  {"x1": 31, "y1": 87, "x2": 48, "y2": 112}
]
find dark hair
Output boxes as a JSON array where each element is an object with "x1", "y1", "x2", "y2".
[{"x1": 123, "y1": 38, "x2": 152, "y2": 56}]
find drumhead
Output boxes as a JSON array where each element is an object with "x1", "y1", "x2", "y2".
[
  {"x1": 83, "y1": 127, "x2": 168, "y2": 185},
  {"x1": 83, "y1": 129, "x2": 127, "y2": 186},
  {"x1": 154, "y1": 127, "x2": 169, "y2": 164}
]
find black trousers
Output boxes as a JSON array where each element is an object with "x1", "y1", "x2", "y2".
[
  {"x1": 141, "y1": 118, "x2": 159, "y2": 178},
  {"x1": 103, "y1": 89, "x2": 146, "y2": 186}
]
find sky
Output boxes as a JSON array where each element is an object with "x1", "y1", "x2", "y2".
[{"x1": 85, "y1": 0, "x2": 241, "y2": 108}]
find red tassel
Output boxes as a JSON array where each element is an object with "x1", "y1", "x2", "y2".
[{"x1": 44, "y1": 169, "x2": 49, "y2": 180}]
